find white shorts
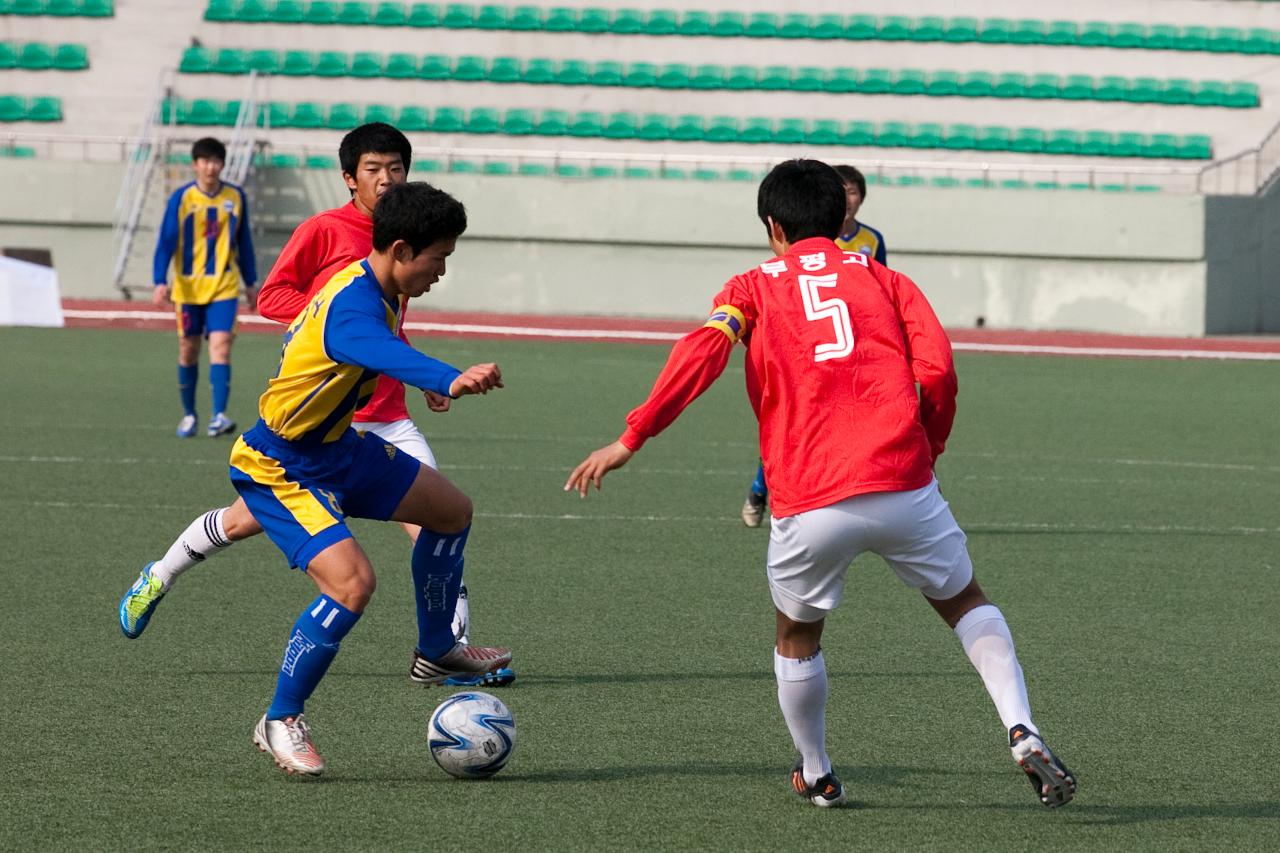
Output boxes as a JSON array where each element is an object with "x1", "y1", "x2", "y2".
[
  {"x1": 767, "y1": 478, "x2": 973, "y2": 622},
  {"x1": 356, "y1": 419, "x2": 437, "y2": 470}
]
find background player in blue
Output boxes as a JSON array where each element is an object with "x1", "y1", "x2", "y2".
[
  {"x1": 742, "y1": 164, "x2": 888, "y2": 527},
  {"x1": 153, "y1": 137, "x2": 258, "y2": 438}
]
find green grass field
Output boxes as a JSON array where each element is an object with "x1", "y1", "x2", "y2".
[{"x1": 1, "y1": 326, "x2": 1277, "y2": 851}]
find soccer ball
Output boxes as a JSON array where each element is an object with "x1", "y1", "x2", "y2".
[{"x1": 428, "y1": 691, "x2": 516, "y2": 779}]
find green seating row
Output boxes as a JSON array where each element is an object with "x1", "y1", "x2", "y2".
[
  {"x1": 201, "y1": 2, "x2": 1280, "y2": 56},
  {"x1": 162, "y1": 99, "x2": 1214, "y2": 159},
  {"x1": 0, "y1": 41, "x2": 89, "y2": 70},
  {"x1": 0, "y1": 144, "x2": 37, "y2": 157},
  {"x1": 0, "y1": 94, "x2": 64, "y2": 121},
  {"x1": 0, "y1": 0, "x2": 112, "y2": 16},
  {"x1": 177, "y1": 49, "x2": 1262, "y2": 109}
]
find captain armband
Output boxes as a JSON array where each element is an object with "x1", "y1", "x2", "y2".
[{"x1": 703, "y1": 305, "x2": 747, "y2": 343}]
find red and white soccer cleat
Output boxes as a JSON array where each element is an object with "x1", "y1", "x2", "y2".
[
  {"x1": 1010, "y1": 725, "x2": 1076, "y2": 808},
  {"x1": 410, "y1": 642, "x2": 513, "y2": 686},
  {"x1": 254, "y1": 713, "x2": 326, "y2": 776}
]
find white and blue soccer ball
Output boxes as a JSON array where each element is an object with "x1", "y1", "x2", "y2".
[{"x1": 428, "y1": 691, "x2": 516, "y2": 779}]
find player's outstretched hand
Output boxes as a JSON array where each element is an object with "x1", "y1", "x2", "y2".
[
  {"x1": 424, "y1": 390, "x2": 452, "y2": 412},
  {"x1": 564, "y1": 441, "x2": 634, "y2": 498},
  {"x1": 449, "y1": 363, "x2": 503, "y2": 398}
]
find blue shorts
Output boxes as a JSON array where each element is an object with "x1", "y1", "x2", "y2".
[
  {"x1": 228, "y1": 420, "x2": 422, "y2": 570},
  {"x1": 177, "y1": 298, "x2": 238, "y2": 338}
]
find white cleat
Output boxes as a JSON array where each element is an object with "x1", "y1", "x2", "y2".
[
  {"x1": 254, "y1": 713, "x2": 326, "y2": 776},
  {"x1": 1010, "y1": 725, "x2": 1075, "y2": 808},
  {"x1": 741, "y1": 490, "x2": 767, "y2": 528},
  {"x1": 410, "y1": 642, "x2": 513, "y2": 686}
]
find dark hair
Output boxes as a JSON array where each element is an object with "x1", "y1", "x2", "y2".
[
  {"x1": 339, "y1": 122, "x2": 412, "y2": 176},
  {"x1": 757, "y1": 159, "x2": 846, "y2": 243},
  {"x1": 191, "y1": 137, "x2": 226, "y2": 162},
  {"x1": 372, "y1": 182, "x2": 467, "y2": 254},
  {"x1": 832, "y1": 164, "x2": 867, "y2": 197}
]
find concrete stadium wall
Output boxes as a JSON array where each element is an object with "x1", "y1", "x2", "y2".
[{"x1": 1204, "y1": 182, "x2": 1280, "y2": 335}]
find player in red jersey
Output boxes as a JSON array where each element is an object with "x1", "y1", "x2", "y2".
[
  {"x1": 119, "y1": 124, "x2": 513, "y2": 687},
  {"x1": 566, "y1": 160, "x2": 1073, "y2": 809}
]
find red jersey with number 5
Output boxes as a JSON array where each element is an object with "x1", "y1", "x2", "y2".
[{"x1": 619, "y1": 236, "x2": 957, "y2": 518}]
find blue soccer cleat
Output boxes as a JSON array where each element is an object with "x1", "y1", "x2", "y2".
[
  {"x1": 176, "y1": 414, "x2": 198, "y2": 438},
  {"x1": 444, "y1": 666, "x2": 517, "y2": 688},
  {"x1": 206, "y1": 413, "x2": 236, "y2": 437},
  {"x1": 119, "y1": 563, "x2": 167, "y2": 639}
]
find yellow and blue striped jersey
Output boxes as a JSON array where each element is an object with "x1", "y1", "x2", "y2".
[
  {"x1": 258, "y1": 260, "x2": 461, "y2": 444},
  {"x1": 836, "y1": 221, "x2": 887, "y2": 265},
  {"x1": 153, "y1": 181, "x2": 257, "y2": 304}
]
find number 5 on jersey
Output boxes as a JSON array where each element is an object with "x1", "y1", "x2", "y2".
[{"x1": 799, "y1": 274, "x2": 854, "y2": 362}]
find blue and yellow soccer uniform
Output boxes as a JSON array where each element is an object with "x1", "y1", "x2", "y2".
[
  {"x1": 229, "y1": 259, "x2": 461, "y2": 569},
  {"x1": 836, "y1": 221, "x2": 887, "y2": 265}
]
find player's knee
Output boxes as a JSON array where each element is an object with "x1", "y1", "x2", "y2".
[
  {"x1": 222, "y1": 505, "x2": 261, "y2": 541},
  {"x1": 334, "y1": 566, "x2": 377, "y2": 611},
  {"x1": 431, "y1": 493, "x2": 473, "y2": 534}
]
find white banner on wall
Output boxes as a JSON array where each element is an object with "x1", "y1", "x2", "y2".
[{"x1": 0, "y1": 255, "x2": 64, "y2": 327}]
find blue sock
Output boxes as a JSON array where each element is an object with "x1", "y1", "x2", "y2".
[
  {"x1": 266, "y1": 595, "x2": 360, "y2": 720},
  {"x1": 209, "y1": 363, "x2": 231, "y2": 415},
  {"x1": 751, "y1": 461, "x2": 768, "y2": 498},
  {"x1": 178, "y1": 364, "x2": 197, "y2": 416},
  {"x1": 412, "y1": 525, "x2": 469, "y2": 659}
]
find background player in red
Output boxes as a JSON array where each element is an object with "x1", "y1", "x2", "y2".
[
  {"x1": 566, "y1": 160, "x2": 1074, "y2": 809},
  {"x1": 120, "y1": 124, "x2": 513, "y2": 687}
]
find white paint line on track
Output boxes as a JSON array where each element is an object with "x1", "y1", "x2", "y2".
[{"x1": 60, "y1": 308, "x2": 1280, "y2": 360}]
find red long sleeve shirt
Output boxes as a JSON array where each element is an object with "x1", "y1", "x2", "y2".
[
  {"x1": 620, "y1": 237, "x2": 957, "y2": 519},
  {"x1": 257, "y1": 201, "x2": 411, "y2": 423}
]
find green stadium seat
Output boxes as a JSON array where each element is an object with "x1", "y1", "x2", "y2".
[
  {"x1": 705, "y1": 115, "x2": 738, "y2": 142},
  {"x1": 449, "y1": 159, "x2": 480, "y2": 173},
  {"x1": 1192, "y1": 80, "x2": 1228, "y2": 107},
  {"x1": 976, "y1": 126, "x2": 1011, "y2": 151},
  {"x1": 1133, "y1": 185, "x2": 1162, "y2": 193},
  {"x1": 1032, "y1": 181, "x2": 1060, "y2": 191},
  {"x1": 337, "y1": 1, "x2": 371, "y2": 24},
  {"x1": 1010, "y1": 19, "x2": 1045, "y2": 43},
  {"x1": 604, "y1": 111, "x2": 637, "y2": 138},
  {"x1": 261, "y1": 102, "x2": 292, "y2": 128},
  {"x1": 268, "y1": 152, "x2": 301, "y2": 168},
  {"x1": 1045, "y1": 20, "x2": 1078, "y2": 45},
  {"x1": 999, "y1": 179, "x2": 1030, "y2": 190},
  {"x1": 555, "y1": 59, "x2": 591, "y2": 85},
  {"x1": 1144, "y1": 24, "x2": 1179, "y2": 49},
  {"x1": 1045, "y1": 129, "x2": 1080, "y2": 154},
  {"x1": 1161, "y1": 79, "x2": 1193, "y2": 105},
  {"x1": 878, "y1": 15, "x2": 911, "y2": 40},
  {"x1": 1177, "y1": 26, "x2": 1210, "y2": 51},
  {"x1": 535, "y1": 108, "x2": 569, "y2": 135},
  {"x1": 1147, "y1": 134, "x2": 1180, "y2": 158},
  {"x1": 1026, "y1": 73, "x2": 1060, "y2": 99},
  {"x1": 415, "y1": 158, "x2": 442, "y2": 172},
  {"x1": 1226, "y1": 81, "x2": 1260, "y2": 108},
  {"x1": 326, "y1": 103, "x2": 360, "y2": 129},
  {"x1": 9, "y1": 0, "x2": 41, "y2": 12},
  {"x1": 623, "y1": 62, "x2": 657, "y2": 87},
  {"x1": 610, "y1": 8, "x2": 643, "y2": 33},
  {"x1": 892, "y1": 69, "x2": 926, "y2": 95},
  {"x1": 1080, "y1": 131, "x2": 1114, "y2": 156},
  {"x1": 206, "y1": 0, "x2": 236, "y2": 21},
  {"x1": 644, "y1": 9, "x2": 677, "y2": 35},
  {"x1": 306, "y1": 2, "x2": 340, "y2": 25},
  {"x1": 521, "y1": 58, "x2": 555, "y2": 84},
  {"x1": 464, "y1": 107, "x2": 500, "y2": 133},
  {"x1": 930, "y1": 176, "x2": 961, "y2": 188},
  {"x1": 306, "y1": 154, "x2": 337, "y2": 169},
  {"x1": 501, "y1": 108, "x2": 535, "y2": 134},
  {"x1": 875, "y1": 122, "x2": 911, "y2": 147},
  {"x1": 773, "y1": 117, "x2": 806, "y2": 144},
  {"x1": 407, "y1": 2, "x2": 440, "y2": 26},
  {"x1": 509, "y1": 5, "x2": 542, "y2": 29},
  {"x1": 314, "y1": 51, "x2": 349, "y2": 77},
  {"x1": 759, "y1": 65, "x2": 791, "y2": 90},
  {"x1": 842, "y1": 120, "x2": 875, "y2": 146},
  {"x1": 711, "y1": 11, "x2": 745, "y2": 37},
  {"x1": 1095, "y1": 76, "x2": 1128, "y2": 101},
  {"x1": 18, "y1": 43, "x2": 53, "y2": 70},
  {"x1": 792, "y1": 67, "x2": 826, "y2": 91},
  {"x1": 568, "y1": 111, "x2": 603, "y2": 136},
  {"x1": 589, "y1": 165, "x2": 619, "y2": 179},
  {"x1": 0, "y1": 43, "x2": 16, "y2": 70},
  {"x1": 80, "y1": 0, "x2": 111, "y2": 15},
  {"x1": 911, "y1": 122, "x2": 944, "y2": 148},
  {"x1": 397, "y1": 104, "x2": 430, "y2": 131},
  {"x1": 281, "y1": 51, "x2": 314, "y2": 76},
  {"x1": 543, "y1": 6, "x2": 577, "y2": 31},
  {"x1": 978, "y1": 17, "x2": 1013, "y2": 42},
  {"x1": 943, "y1": 123, "x2": 977, "y2": 149},
  {"x1": 943, "y1": 16, "x2": 978, "y2": 42},
  {"x1": 657, "y1": 63, "x2": 691, "y2": 88},
  {"x1": 0, "y1": 96, "x2": 26, "y2": 122},
  {"x1": 896, "y1": 175, "x2": 927, "y2": 187},
  {"x1": 518, "y1": 162, "x2": 552, "y2": 176},
  {"x1": 452, "y1": 55, "x2": 486, "y2": 81},
  {"x1": 1110, "y1": 22, "x2": 1147, "y2": 48},
  {"x1": 1078, "y1": 21, "x2": 1111, "y2": 47},
  {"x1": 417, "y1": 53, "x2": 450, "y2": 79},
  {"x1": 363, "y1": 103, "x2": 396, "y2": 124},
  {"x1": 1112, "y1": 132, "x2": 1146, "y2": 157},
  {"x1": 845, "y1": 14, "x2": 878, "y2": 40},
  {"x1": 0, "y1": 145, "x2": 37, "y2": 158},
  {"x1": 676, "y1": 9, "x2": 711, "y2": 36},
  {"x1": 578, "y1": 7, "x2": 610, "y2": 33},
  {"x1": 1062, "y1": 75, "x2": 1094, "y2": 100},
  {"x1": 691, "y1": 168, "x2": 721, "y2": 182},
  {"x1": 911, "y1": 16, "x2": 945, "y2": 41},
  {"x1": 959, "y1": 71, "x2": 994, "y2": 97},
  {"x1": 860, "y1": 68, "x2": 893, "y2": 94},
  {"x1": 431, "y1": 106, "x2": 464, "y2": 132},
  {"x1": 179, "y1": 46, "x2": 213, "y2": 73},
  {"x1": 745, "y1": 12, "x2": 779, "y2": 37},
  {"x1": 730, "y1": 116, "x2": 766, "y2": 143},
  {"x1": 186, "y1": 98, "x2": 222, "y2": 126},
  {"x1": 1178, "y1": 135, "x2": 1212, "y2": 159},
  {"x1": 671, "y1": 114, "x2": 704, "y2": 141},
  {"x1": 212, "y1": 48, "x2": 248, "y2": 75},
  {"x1": 691, "y1": 64, "x2": 725, "y2": 89},
  {"x1": 385, "y1": 52, "x2": 418, "y2": 77},
  {"x1": 441, "y1": 3, "x2": 473, "y2": 27},
  {"x1": 965, "y1": 177, "x2": 992, "y2": 189},
  {"x1": 659, "y1": 167, "x2": 686, "y2": 180},
  {"x1": 811, "y1": 13, "x2": 843, "y2": 39},
  {"x1": 373, "y1": 2, "x2": 407, "y2": 25},
  {"x1": 1127, "y1": 77, "x2": 1162, "y2": 103},
  {"x1": 1011, "y1": 127, "x2": 1045, "y2": 152},
  {"x1": 994, "y1": 72, "x2": 1027, "y2": 98},
  {"x1": 1209, "y1": 27, "x2": 1244, "y2": 53},
  {"x1": 52, "y1": 43, "x2": 87, "y2": 70},
  {"x1": 350, "y1": 52, "x2": 383, "y2": 77},
  {"x1": 236, "y1": 0, "x2": 271, "y2": 21},
  {"x1": 486, "y1": 56, "x2": 521, "y2": 83},
  {"x1": 727, "y1": 168, "x2": 757, "y2": 182},
  {"x1": 247, "y1": 49, "x2": 280, "y2": 73},
  {"x1": 779, "y1": 13, "x2": 811, "y2": 38},
  {"x1": 475, "y1": 4, "x2": 506, "y2": 28},
  {"x1": 1243, "y1": 28, "x2": 1275, "y2": 54},
  {"x1": 805, "y1": 118, "x2": 841, "y2": 145},
  {"x1": 726, "y1": 65, "x2": 758, "y2": 89},
  {"x1": 637, "y1": 113, "x2": 671, "y2": 140},
  {"x1": 825, "y1": 67, "x2": 859, "y2": 93},
  {"x1": 590, "y1": 60, "x2": 624, "y2": 86}
]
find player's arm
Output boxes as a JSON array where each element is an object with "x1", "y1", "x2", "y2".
[
  {"x1": 565, "y1": 300, "x2": 748, "y2": 497},
  {"x1": 234, "y1": 187, "x2": 259, "y2": 300},
  {"x1": 890, "y1": 270, "x2": 956, "y2": 462},
  {"x1": 257, "y1": 219, "x2": 325, "y2": 324},
  {"x1": 151, "y1": 190, "x2": 181, "y2": 305},
  {"x1": 875, "y1": 231, "x2": 888, "y2": 266}
]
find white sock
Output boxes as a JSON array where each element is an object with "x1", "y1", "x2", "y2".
[
  {"x1": 954, "y1": 604, "x2": 1037, "y2": 735},
  {"x1": 774, "y1": 648, "x2": 831, "y2": 786},
  {"x1": 150, "y1": 509, "x2": 232, "y2": 589},
  {"x1": 451, "y1": 584, "x2": 470, "y2": 645}
]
